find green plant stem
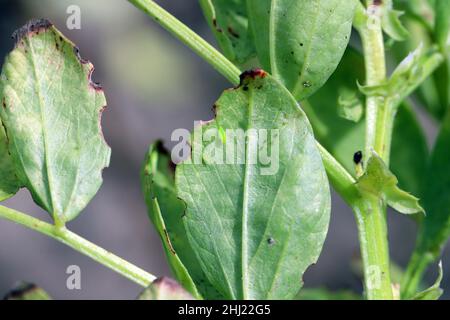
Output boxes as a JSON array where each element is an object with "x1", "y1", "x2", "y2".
[
  {"x1": 352, "y1": 198, "x2": 393, "y2": 300},
  {"x1": 356, "y1": 1, "x2": 393, "y2": 300},
  {"x1": 128, "y1": 0, "x2": 241, "y2": 85},
  {"x1": 0, "y1": 205, "x2": 156, "y2": 287}
]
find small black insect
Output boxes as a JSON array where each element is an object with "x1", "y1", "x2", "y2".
[{"x1": 353, "y1": 151, "x2": 363, "y2": 165}]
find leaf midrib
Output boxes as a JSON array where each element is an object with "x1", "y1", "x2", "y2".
[{"x1": 27, "y1": 33, "x2": 58, "y2": 218}]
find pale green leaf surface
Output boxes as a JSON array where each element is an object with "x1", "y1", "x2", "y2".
[
  {"x1": 141, "y1": 142, "x2": 222, "y2": 299},
  {"x1": 0, "y1": 20, "x2": 111, "y2": 224},
  {"x1": 199, "y1": 0, "x2": 255, "y2": 66},
  {"x1": 176, "y1": 71, "x2": 331, "y2": 300},
  {"x1": 0, "y1": 118, "x2": 20, "y2": 201},
  {"x1": 356, "y1": 153, "x2": 424, "y2": 215},
  {"x1": 247, "y1": 0, "x2": 356, "y2": 100},
  {"x1": 138, "y1": 277, "x2": 195, "y2": 300}
]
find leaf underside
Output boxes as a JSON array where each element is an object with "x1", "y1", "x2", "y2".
[
  {"x1": 176, "y1": 71, "x2": 331, "y2": 300},
  {"x1": 141, "y1": 142, "x2": 223, "y2": 299},
  {"x1": 0, "y1": 19, "x2": 111, "y2": 223},
  {"x1": 247, "y1": 0, "x2": 356, "y2": 100},
  {"x1": 199, "y1": 0, "x2": 255, "y2": 66}
]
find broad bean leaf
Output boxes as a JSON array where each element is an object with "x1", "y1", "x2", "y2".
[
  {"x1": 0, "y1": 19, "x2": 111, "y2": 224},
  {"x1": 391, "y1": 103, "x2": 428, "y2": 197},
  {"x1": 176, "y1": 70, "x2": 331, "y2": 300},
  {"x1": 415, "y1": 112, "x2": 450, "y2": 258},
  {"x1": 247, "y1": 0, "x2": 356, "y2": 100},
  {"x1": 0, "y1": 119, "x2": 20, "y2": 201},
  {"x1": 199, "y1": 0, "x2": 255, "y2": 66},
  {"x1": 3, "y1": 282, "x2": 51, "y2": 300},
  {"x1": 411, "y1": 262, "x2": 443, "y2": 300},
  {"x1": 141, "y1": 142, "x2": 222, "y2": 299},
  {"x1": 138, "y1": 277, "x2": 194, "y2": 300},
  {"x1": 356, "y1": 153, "x2": 424, "y2": 215}
]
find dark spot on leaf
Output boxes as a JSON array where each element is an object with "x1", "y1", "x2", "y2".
[
  {"x1": 267, "y1": 237, "x2": 275, "y2": 245},
  {"x1": 2, "y1": 97, "x2": 6, "y2": 109},
  {"x1": 163, "y1": 229, "x2": 177, "y2": 255},
  {"x1": 12, "y1": 18, "x2": 53, "y2": 46},
  {"x1": 353, "y1": 151, "x2": 363, "y2": 165},
  {"x1": 303, "y1": 81, "x2": 312, "y2": 88},
  {"x1": 300, "y1": 43, "x2": 304, "y2": 47},
  {"x1": 239, "y1": 68, "x2": 267, "y2": 87},
  {"x1": 227, "y1": 27, "x2": 240, "y2": 38},
  {"x1": 243, "y1": 85, "x2": 249, "y2": 91}
]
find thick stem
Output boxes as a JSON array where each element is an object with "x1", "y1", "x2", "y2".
[
  {"x1": 128, "y1": 0, "x2": 241, "y2": 85},
  {"x1": 356, "y1": 1, "x2": 393, "y2": 299},
  {"x1": 353, "y1": 198, "x2": 393, "y2": 299},
  {"x1": 0, "y1": 205, "x2": 156, "y2": 287}
]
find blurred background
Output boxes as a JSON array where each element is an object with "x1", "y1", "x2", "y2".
[{"x1": 0, "y1": 0, "x2": 445, "y2": 299}]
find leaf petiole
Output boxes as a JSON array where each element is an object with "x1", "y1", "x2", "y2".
[{"x1": 0, "y1": 205, "x2": 156, "y2": 287}]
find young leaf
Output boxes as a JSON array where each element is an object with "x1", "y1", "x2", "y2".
[
  {"x1": 141, "y1": 142, "x2": 222, "y2": 299},
  {"x1": 0, "y1": 118, "x2": 20, "y2": 201},
  {"x1": 138, "y1": 277, "x2": 195, "y2": 300},
  {"x1": 199, "y1": 0, "x2": 255, "y2": 66},
  {"x1": 3, "y1": 282, "x2": 51, "y2": 300},
  {"x1": 337, "y1": 88, "x2": 364, "y2": 123},
  {"x1": 247, "y1": 0, "x2": 356, "y2": 100},
  {"x1": 0, "y1": 19, "x2": 111, "y2": 224},
  {"x1": 382, "y1": 9, "x2": 409, "y2": 41},
  {"x1": 356, "y1": 153, "x2": 424, "y2": 215},
  {"x1": 411, "y1": 262, "x2": 443, "y2": 300},
  {"x1": 176, "y1": 70, "x2": 331, "y2": 300}
]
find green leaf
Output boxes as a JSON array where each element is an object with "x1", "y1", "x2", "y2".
[
  {"x1": 0, "y1": 19, "x2": 111, "y2": 224},
  {"x1": 391, "y1": 103, "x2": 429, "y2": 197},
  {"x1": 0, "y1": 118, "x2": 20, "y2": 201},
  {"x1": 411, "y1": 262, "x2": 443, "y2": 300},
  {"x1": 176, "y1": 70, "x2": 331, "y2": 300},
  {"x1": 3, "y1": 282, "x2": 51, "y2": 300},
  {"x1": 141, "y1": 142, "x2": 222, "y2": 300},
  {"x1": 247, "y1": 0, "x2": 356, "y2": 100},
  {"x1": 356, "y1": 153, "x2": 424, "y2": 215},
  {"x1": 337, "y1": 88, "x2": 364, "y2": 123},
  {"x1": 382, "y1": 9, "x2": 409, "y2": 41},
  {"x1": 199, "y1": 0, "x2": 255, "y2": 66},
  {"x1": 415, "y1": 112, "x2": 450, "y2": 257},
  {"x1": 296, "y1": 288, "x2": 361, "y2": 300},
  {"x1": 138, "y1": 277, "x2": 195, "y2": 300},
  {"x1": 435, "y1": 0, "x2": 450, "y2": 51}
]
